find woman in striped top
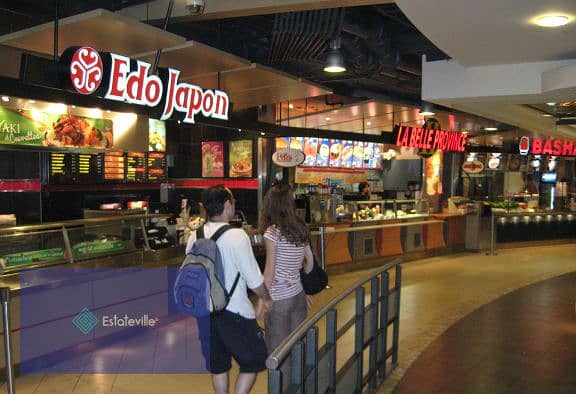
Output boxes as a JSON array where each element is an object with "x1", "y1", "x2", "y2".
[{"x1": 257, "y1": 183, "x2": 314, "y2": 375}]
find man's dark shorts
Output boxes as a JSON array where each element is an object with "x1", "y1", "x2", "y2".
[{"x1": 198, "y1": 310, "x2": 268, "y2": 374}]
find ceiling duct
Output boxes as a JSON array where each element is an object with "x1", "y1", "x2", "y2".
[{"x1": 268, "y1": 8, "x2": 345, "y2": 63}]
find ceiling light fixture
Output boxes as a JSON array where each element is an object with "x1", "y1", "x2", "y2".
[
  {"x1": 288, "y1": 103, "x2": 294, "y2": 109},
  {"x1": 542, "y1": 114, "x2": 553, "y2": 117},
  {"x1": 534, "y1": 14, "x2": 571, "y2": 27},
  {"x1": 1, "y1": 96, "x2": 9, "y2": 102},
  {"x1": 325, "y1": 117, "x2": 331, "y2": 121},
  {"x1": 484, "y1": 127, "x2": 498, "y2": 131},
  {"x1": 323, "y1": 37, "x2": 346, "y2": 73},
  {"x1": 419, "y1": 102, "x2": 435, "y2": 116},
  {"x1": 546, "y1": 102, "x2": 556, "y2": 106},
  {"x1": 367, "y1": 121, "x2": 372, "y2": 126}
]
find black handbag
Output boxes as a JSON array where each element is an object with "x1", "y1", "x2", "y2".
[{"x1": 300, "y1": 257, "x2": 328, "y2": 295}]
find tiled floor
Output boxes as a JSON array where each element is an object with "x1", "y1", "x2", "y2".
[{"x1": 3, "y1": 243, "x2": 576, "y2": 393}]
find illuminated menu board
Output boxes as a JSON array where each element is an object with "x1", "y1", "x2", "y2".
[
  {"x1": 329, "y1": 139, "x2": 342, "y2": 167},
  {"x1": 341, "y1": 140, "x2": 354, "y2": 168},
  {"x1": 147, "y1": 152, "x2": 166, "y2": 182},
  {"x1": 352, "y1": 141, "x2": 364, "y2": 168},
  {"x1": 302, "y1": 137, "x2": 318, "y2": 166},
  {"x1": 103, "y1": 152, "x2": 125, "y2": 181},
  {"x1": 49, "y1": 153, "x2": 67, "y2": 177},
  {"x1": 316, "y1": 138, "x2": 330, "y2": 167},
  {"x1": 70, "y1": 153, "x2": 101, "y2": 182},
  {"x1": 290, "y1": 137, "x2": 303, "y2": 151},
  {"x1": 126, "y1": 152, "x2": 146, "y2": 182}
]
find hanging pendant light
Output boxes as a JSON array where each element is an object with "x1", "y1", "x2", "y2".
[{"x1": 323, "y1": 37, "x2": 346, "y2": 73}]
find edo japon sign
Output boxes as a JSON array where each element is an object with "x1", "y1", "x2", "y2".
[
  {"x1": 519, "y1": 136, "x2": 576, "y2": 156},
  {"x1": 64, "y1": 47, "x2": 230, "y2": 124},
  {"x1": 393, "y1": 125, "x2": 467, "y2": 152}
]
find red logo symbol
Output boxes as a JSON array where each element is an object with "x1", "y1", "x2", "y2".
[
  {"x1": 519, "y1": 136, "x2": 530, "y2": 155},
  {"x1": 70, "y1": 47, "x2": 103, "y2": 95}
]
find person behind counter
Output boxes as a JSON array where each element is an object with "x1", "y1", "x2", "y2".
[
  {"x1": 257, "y1": 182, "x2": 314, "y2": 387},
  {"x1": 359, "y1": 181, "x2": 371, "y2": 200}
]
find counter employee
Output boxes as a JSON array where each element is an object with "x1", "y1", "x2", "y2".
[{"x1": 359, "y1": 182, "x2": 371, "y2": 200}]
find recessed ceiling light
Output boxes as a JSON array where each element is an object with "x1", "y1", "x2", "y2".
[
  {"x1": 260, "y1": 132, "x2": 265, "y2": 136},
  {"x1": 288, "y1": 104, "x2": 294, "y2": 109},
  {"x1": 484, "y1": 127, "x2": 498, "y2": 131},
  {"x1": 535, "y1": 14, "x2": 571, "y2": 27},
  {"x1": 29, "y1": 100, "x2": 36, "y2": 104},
  {"x1": 542, "y1": 114, "x2": 553, "y2": 117},
  {"x1": 1, "y1": 96, "x2": 9, "y2": 102},
  {"x1": 419, "y1": 111, "x2": 435, "y2": 116},
  {"x1": 325, "y1": 117, "x2": 331, "y2": 121},
  {"x1": 546, "y1": 102, "x2": 556, "y2": 106},
  {"x1": 367, "y1": 121, "x2": 372, "y2": 126}
]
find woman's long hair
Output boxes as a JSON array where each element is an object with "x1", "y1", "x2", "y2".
[{"x1": 259, "y1": 183, "x2": 308, "y2": 245}]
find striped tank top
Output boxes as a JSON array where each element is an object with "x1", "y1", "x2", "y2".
[{"x1": 264, "y1": 225, "x2": 306, "y2": 301}]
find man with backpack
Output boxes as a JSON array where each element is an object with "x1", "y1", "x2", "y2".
[{"x1": 184, "y1": 185, "x2": 272, "y2": 394}]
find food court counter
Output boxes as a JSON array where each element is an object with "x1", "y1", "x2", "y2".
[{"x1": 308, "y1": 216, "x2": 449, "y2": 266}]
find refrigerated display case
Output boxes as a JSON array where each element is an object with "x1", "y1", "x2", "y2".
[{"x1": 343, "y1": 199, "x2": 430, "y2": 222}]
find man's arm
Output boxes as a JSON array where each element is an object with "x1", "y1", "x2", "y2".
[{"x1": 251, "y1": 282, "x2": 273, "y2": 310}]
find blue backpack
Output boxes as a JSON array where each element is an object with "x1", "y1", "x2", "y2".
[{"x1": 173, "y1": 224, "x2": 240, "y2": 317}]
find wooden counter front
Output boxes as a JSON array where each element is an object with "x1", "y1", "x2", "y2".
[
  {"x1": 433, "y1": 213, "x2": 465, "y2": 247},
  {"x1": 323, "y1": 223, "x2": 352, "y2": 265},
  {"x1": 376, "y1": 220, "x2": 403, "y2": 257}
]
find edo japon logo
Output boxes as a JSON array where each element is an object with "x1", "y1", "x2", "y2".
[
  {"x1": 66, "y1": 47, "x2": 230, "y2": 124},
  {"x1": 69, "y1": 47, "x2": 103, "y2": 95}
]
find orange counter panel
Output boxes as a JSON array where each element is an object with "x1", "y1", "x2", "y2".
[
  {"x1": 424, "y1": 221, "x2": 446, "y2": 249},
  {"x1": 324, "y1": 224, "x2": 352, "y2": 265},
  {"x1": 377, "y1": 226, "x2": 403, "y2": 257}
]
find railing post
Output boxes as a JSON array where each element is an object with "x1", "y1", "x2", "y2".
[
  {"x1": 368, "y1": 277, "x2": 379, "y2": 389},
  {"x1": 140, "y1": 219, "x2": 151, "y2": 251},
  {"x1": 379, "y1": 271, "x2": 390, "y2": 379},
  {"x1": 319, "y1": 225, "x2": 326, "y2": 270},
  {"x1": 354, "y1": 286, "x2": 365, "y2": 392},
  {"x1": 291, "y1": 341, "x2": 304, "y2": 390},
  {"x1": 268, "y1": 369, "x2": 282, "y2": 394},
  {"x1": 487, "y1": 213, "x2": 497, "y2": 256},
  {"x1": 0, "y1": 287, "x2": 15, "y2": 394},
  {"x1": 326, "y1": 309, "x2": 337, "y2": 392},
  {"x1": 392, "y1": 265, "x2": 402, "y2": 366},
  {"x1": 305, "y1": 327, "x2": 318, "y2": 394},
  {"x1": 61, "y1": 226, "x2": 74, "y2": 263}
]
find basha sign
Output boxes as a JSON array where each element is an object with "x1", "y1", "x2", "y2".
[{"x1": 63, "y1": 46, "x2": 230, "y2": 124}]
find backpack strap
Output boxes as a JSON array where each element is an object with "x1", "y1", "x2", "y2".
[
  {"x1": 210, "y1": 224, "x2": 235, "y2": 242},
  {"x1": 196, "y1": 225, "x2": 205, "y2": 240},
  {"x1": 228, "y1": 273, "x2": 240, "y2": 298},
  {"x1": 209, "y1": 224, "x2": 240, "y2": 298}
]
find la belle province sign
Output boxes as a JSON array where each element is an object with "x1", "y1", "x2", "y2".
[{"x1": 63, "y1": 46, "x2": 230, "y2": 124}]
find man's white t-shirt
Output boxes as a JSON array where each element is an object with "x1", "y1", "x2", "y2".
[{"x1": 185, "y1": 221, "x2": 263, "y2": 319}]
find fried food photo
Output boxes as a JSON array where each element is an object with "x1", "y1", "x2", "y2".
[{"x1": 44, "y1": 115, "x2": 108, "y2": 148}]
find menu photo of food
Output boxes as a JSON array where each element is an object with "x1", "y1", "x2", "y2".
[
  {"x1": 370, "y1": 143, "x2": 383, "y2": 169},
  {"x1": 229, "y1": 140, "x2": 253, "y2": 178},
  {"x1": 202, "y1": 141, "x2": 224, "y2": 178},
  {"x1": 276, "y1": 137, "x2": 290, "y2": 150},
  {"x1": 290, "y1": 137, "x2": 304, "y2": 151},
  {"x1": 303, "y1": 137, "x2": 318, "y2": 166},
  {"x1": 352, "y1": 141, "x2": 364, "y2": 168},
  {"x1": 44, "y1": 114, "x2": 113, "y2": 149},
  {"x1": 316, "y1": 138, "x2": 331, "y2": 167},
  {"x1": 148, "y1": 118, "x2": 166, "y2": 152},
  {"x1": 363, "y1": 142, "x2": 374, "y2": 168},
  {"x1": 341, "y1": 140, "x2": 354, "y2": 168},
  {"x1": 329, "y1": 139, "x2": 342, "y2": 167}
]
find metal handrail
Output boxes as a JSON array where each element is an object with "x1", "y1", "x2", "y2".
[
  {"x1": 266, "y1": 258, "x2": 402, "y2": 393},
  {"x1": 0, "y1": 214, "x2": 169, "y2": 234},
  {"x1": 310, "y1": 219, "x2": 443, "y2": 235}
]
